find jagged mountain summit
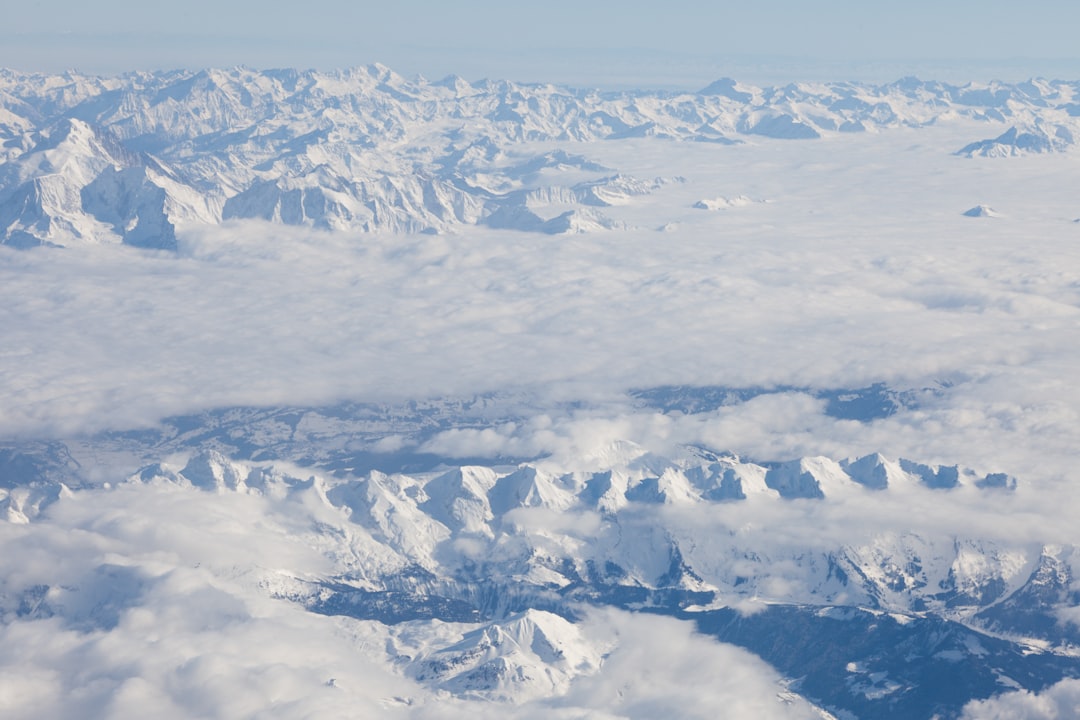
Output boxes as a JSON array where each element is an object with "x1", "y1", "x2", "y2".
[
  {"x1": 963, "y1": 204, "x2": 1002, "y2": 218},
  {"x1": 2, "y1": 67, "x2": 1079, "y2": 246},
  {"x1": 955, "y1": 124, "x2": 1074, "y2": 157},
  {"x1": 409, "y1": 609, "x2": 602, "y2": 702},
  {"x1": 0, "y1": 118, "x2": 190, "y2": 248}
]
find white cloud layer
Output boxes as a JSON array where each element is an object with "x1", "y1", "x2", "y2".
[
  {"x1": 961, "y1": 679, "x2": 1080, "y2": 720},
  {"x1": 2, "y1": 123, "x2": 1080, "y2": 486},
  {"x1": 0, "y1": 485, "x2": 411, "y2": 719}
]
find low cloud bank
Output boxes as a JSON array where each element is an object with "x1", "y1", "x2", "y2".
[
  {"x1": 2, "y1": 132, "x2": 1080, "y2": 488},
  {"x1": 961, "y1": 679, "x2": 1080, "y2": 719}
]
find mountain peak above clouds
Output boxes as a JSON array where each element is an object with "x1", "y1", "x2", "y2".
[
  {"x1": 956, "y1": 124, "x2": 1072, "y2": 157},
  {"x1": 411, "y1": 608, "x2": 602, "y2": 702},
  {"x1": 963, "y1": 204, "x2": 1001, "y2": 217},
  {"x1": 697, "y1": 77, "x2": 756, "y2": 103}
]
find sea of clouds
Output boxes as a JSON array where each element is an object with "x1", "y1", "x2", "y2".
[
  {"x1": 3, "y1": 125, "x2": 1079, "y2": 476},
  {"x1": 2, "y1": 119, "x2": 1080, "y2": 716}
]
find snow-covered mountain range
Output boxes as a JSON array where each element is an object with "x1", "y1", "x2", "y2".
[
  {"x1": 1, "y1": 393, "x2": 1076, "y2": 719},
  {"x1": 2, "y1": 66, "x2": 1079, "y2": 247}
]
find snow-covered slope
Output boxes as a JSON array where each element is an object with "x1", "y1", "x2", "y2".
[
  {"x1": 410, "y1": 609, "x2": 601, "y2": 702},
  {"x1": 0, "y1": 118, "x2": 221, "y2": 248}
]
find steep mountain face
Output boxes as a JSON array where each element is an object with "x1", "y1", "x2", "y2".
[
  {"x1": 956, "y1": 124, "x2": 1073, "y2": 157},
  {"x1": 0, "y1": 117, "x2": 213, "y2": 248},
  {"x1": 0, "y1": 392, "x2": 1073, "y2": 718},
  {"x1": 2, "y1": 67, "x2": 1078, "y2": 246},
  {"x1": 409, "y1": 609, "x2": 602, "y2": 702}
]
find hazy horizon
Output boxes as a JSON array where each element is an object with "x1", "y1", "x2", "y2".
[{"x1": 4, "y1": 0, "x2": 1080, "y2": 87}]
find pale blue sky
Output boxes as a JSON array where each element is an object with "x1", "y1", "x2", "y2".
[{"x1": 4, "y1": 0, "x2": 1080, "y2": 86}]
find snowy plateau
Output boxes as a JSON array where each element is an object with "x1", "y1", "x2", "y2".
[{"x1": 3, "y1": 66, "x2": 1080, "y2": 719}]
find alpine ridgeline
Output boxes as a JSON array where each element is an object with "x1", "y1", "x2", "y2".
[{"x1": 2, "y1": 67, "x2": 1078, "y2": 247}]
